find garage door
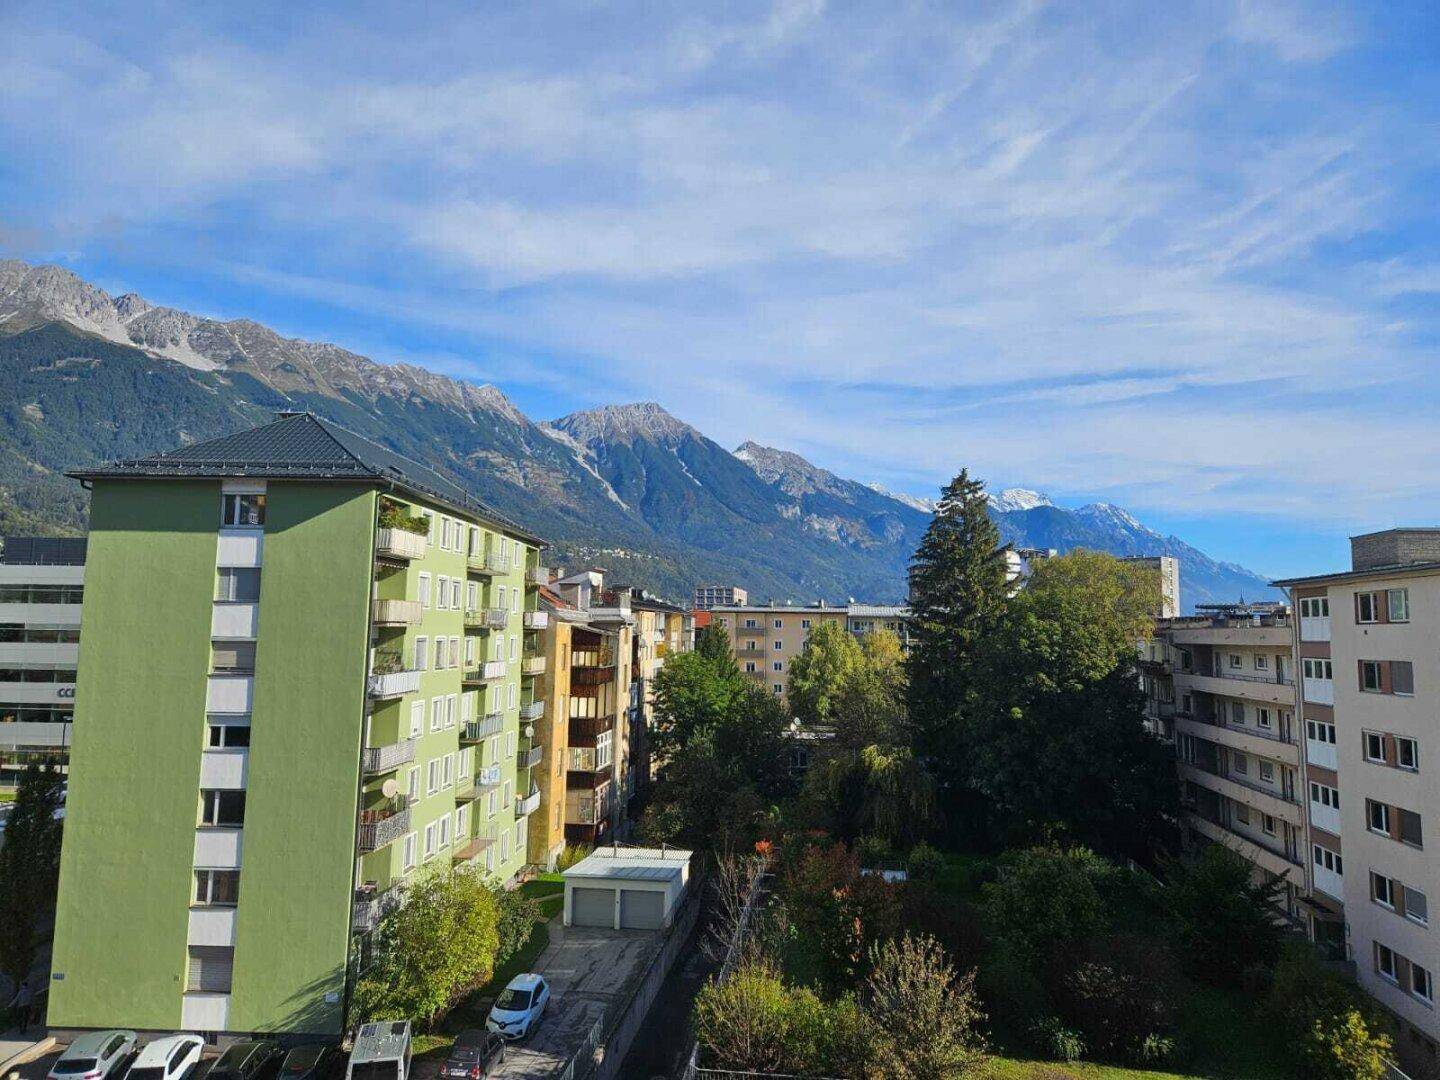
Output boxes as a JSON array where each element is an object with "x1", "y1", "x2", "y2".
[
  {"x1": 619, "y1": 889, "x2": 664, "y2": 930},
  {"x1": 570, "y1": 887, "x2": 615, "y2": 928}
]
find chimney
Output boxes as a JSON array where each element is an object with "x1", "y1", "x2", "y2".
[{"x1": 1351, "y1": 529, "x2": 1440, "y2": 572}]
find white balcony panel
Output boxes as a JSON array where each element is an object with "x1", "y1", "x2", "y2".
[
  {"x1": 216, "y1": 530, "x2": 263, "y2": 568},
  {"x1": 1313, "y1": 863, "x2": 1343, "y2": 900},
  {"x1": 1300, "y1": 616, "x2": 1331, "y2": 642},
  {"x1": 187, "y1": 906, "x2": 238, "y2": 947},
  {"x1": 1307, "y1": 737, "x2": 1338, "y2": 771},
  {"x1": 0, "y1": 722, "x2": 71, "y2": 749},
  {"x1": 1303, "y1": 677, "x2": 1334, "y2": 706},
  {"x1": 0, "y1": 602, "x2": 82, "y2": 625},
  {"x1": 207, "y1": 676, "x2": 254, "y2": 713},
  {"x1": 200, "y1": 750, "x2": 248, "y2": 789},
  {"x1": 194, "y1": 829, "x2": 243, "y2": 869},
  {"x1": 181, "y1": 993, "x2": 230, "y2": 1031},
  {"x1": 1309, "y1": 800, "x2": 1341, "y2": 835},
  {"x1": 211, "y1": 603, "x2": 259, "y2": 639},
  {"x1": 0, "y1": 642, "x2": 79, "y2": 666},
  {"x1": 0, "y1": 682, "x2": 74, "y2": 705}
]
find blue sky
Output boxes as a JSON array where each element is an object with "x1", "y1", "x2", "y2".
[{"x1": 2, "y1": 0, "x2": 1438, "y2": 578}]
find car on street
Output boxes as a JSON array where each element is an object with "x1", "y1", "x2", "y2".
[
  {"x1": 47, "y1": 1031, "x2": 138, "y2": 1080},
  {"x1": 485, "y1": 973, "x2": 550, "y2": 1041},
  {"x1": 126, "y1": 1035, "x2": 205, "y2": 1080},
  {"x1": 204, "y1": 1041, "x2": 282, "y2": 1080},
  {"x1": 277, "y1": 1046, "x2": 341, "y2": 1080},
  {"x1": 438, "y1": 1030, "x2": 505, "y2": 1079}
]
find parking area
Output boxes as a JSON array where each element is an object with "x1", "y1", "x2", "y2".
[{"x1": 420, "y1": 921, "x2": 659, "y2": 1080}]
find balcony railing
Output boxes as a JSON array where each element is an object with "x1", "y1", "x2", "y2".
[
  {"x1": 572, "y1": 665, "x2": 614, "y2": 687},
  {"x1": 519, "y1": 700, "x2": 545, "y2": 721},
  {"x1": 567, "y1": 783, "x2": 613, "y2": 825},
  {"x1": 1181, "y1": 758, "x2": 1298, "y2": 805},
  {"x1": 452, "y1": 826, "x2": 501, "y2": 865},
  {"x1": 518, "y1": 742, "x2": 543, "y2": 769},
  {"x1": 528, "y1": 566, "x2": 548, "y2": 586},
  {"x1": 736, "y1": 645, "x2": 767, "y2": 658},
  {"x1": 735, "y1": 624, "x2": 767, "y2": 636},
  {"x1": 516, "y1": 787, "x2": 541, "y2": 816},
  {"x1": 352, "y1": 881, "x2": 404, "y2": 932},
  {"x1": 567, "y1": 746, "x2": 608, "y2": 772},
  {"x1": 1178, "y1": 711, "x2": 1296, "y2": 746},
  {"x1": 461, "y1": 711, "x2": 505, "y2": 742},
  {"x1": 362, "y1": 738, "x2": 416, "y2": 773},
  {"x1": 524, "y1": 610, "x2": 549, "y2": 630},
  {"x1": 464, "y1": 660, "x2": 507, "y2": 684},
  {"x1": 375, "y1": 528, "x2": 427, "y2": 561},
  {"x1": 467, "y1": 552, "x2": 510, "y2": 576},
  {"x1": 372, "y1": 599, "x2": 424, "y2": 626},
  {"x1": 1203, "y1": 668, "x2": 1296, "y2": 687},
  {"x1": 357, "y1": 799, "x2": 410, "y2": 852},
  {"x1": 568, "y1": 715, "x2": 613, "y2": 744},
  {"x1": 476, "y1": 763, "x2": 502, "y2": 787},
  {"x1": 521, "y1": 656, "x2": 547, "y2": 676},
  {"x1": 368, "y1": 668, "x2": 422, "y2": 698}
]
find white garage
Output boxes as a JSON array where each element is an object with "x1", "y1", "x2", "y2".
[{"x1": 562, "y1": 846, "x2": 692, "y2": 931}]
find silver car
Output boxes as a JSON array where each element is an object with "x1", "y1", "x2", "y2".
[{"x1": 48, "y1": 1031, "x2": 139, "y2": 1080}]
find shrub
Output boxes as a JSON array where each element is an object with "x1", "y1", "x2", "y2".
[
  {"x1": 556, "y1": 843, "x2": 592, "y2": 871},
  {"x1": 1052, "y1": 935, "x2": 1179, "y2": 1063},
  {"x1": 693, "y1": 961, "x2": 794, "y2": 1073},
  {"x1": 981, "y1": 845, "x2": 1114, "y2": 973},
  {"x1": 1269, "y1": 944, "x2": 1394, "y2": 1079},
  {"x1": 1028, "y1": 1015, "x2": 1086, "y2": 1063},
  {"x1": 865, "y1": 933, "x2": 988, "y2": 1077},
  {"x1": 855, "y1": 833, "x2": 894, "y2": 869},
  {"x1": 906, "y1": 841, "x2": 944, "y2": 882},
  {"x1": 377, "y1": 500, "x2": 430, "y2": 535},
  {"x1": 1163, "y1": 845, "x2": 1286, "y2": 987}
]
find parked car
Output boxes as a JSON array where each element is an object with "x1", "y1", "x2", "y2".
[
  {"x1": 47, "y1": 1031, "x2": 138, "y2": 1080},
  {"x1": 485, "y1": 973, "x2": 549, "y2": 1041},
  {"x1": 204, "y1": 1041, "x2": 281, "y2": 1080},
  {"x1": 439, "y1": 1031, "x2": 505, "y2": 1080},
  {"x1": 277, "y1": 1046, "x2": 340, "y2": 1080},
  {"x1": 346, "y1": 1021, "x2": 411, "y2": 1080},
  {"x1": 126, "y1": 1035, "x2": 205, "y2": 1080}
]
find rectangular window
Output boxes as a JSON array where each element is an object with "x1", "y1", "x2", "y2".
[
  {"x1": 1255, "y1": 654, "x2": 1269, "y2": 670},
  {"x1": 774, "y1": 684, "x2": 784, "y2": 694},
  {"x1": 418, "y1": 573, "x2": 432, "y2": 607},
  {"x1": 436, "y1": 575, "x2": 449, "y2": 609},
  {"x1": 1262, "y1": 814, "x2": 1276, "y2": 836},
  {"x1": 1373, "y1": 872, "x2": 1396, "y2": 909},
  {"x1": 1256, "y1": 708, "x2": 1271, "y2": 728},
  {"x1": 1229, "y1": 653, "x2": 1242, "y2": 668},
  {"x1": 410, "y1": 701, "x2": 424, "y2": 738},
  {"x1": 221, "y1": 494, "x2": 265, "y2": 528},
  {"x1": 186, "y1": 945, "x2": 234, "y2": 993},
  {"x1": 442, "y1": 754, "x2": 454, "y2": 789},
  {"x1": 1388, "y1": 588, "x2": 1411, "y2": 623},
  {"x1": 427, "y1": 759, "x2": 440, "y2": 795},
  {"x1": 1398, "y1": 737, "x2": 1419, "y2": 771},
  {"x1": 1393, "y1": 661, "x2": 1414, "y2": 696},
  {"x1": 1377, "y1": 942, "x2": 1398, "y2": 982},
  {"x1": 438, "y1": 814, "x2": 450, "y2": 848},
  {"x1": 1405, "y1": 886, "x2": 1429, "y2": 926},
  {"x1": 451, "y1": 637, "x2": 461, "y2": 669},
  {"x1": 1368, "y1": 799, "x2": 1391, "y2": 835},
  {"x1": 1304, "y1": 658, "x2": 1334, "y2": 680},
  {"x1": 801, "y1": 619, "x2": 812, "y2": 630},
  {"x1": 1361, "y1": 661, "x2": 1383, "y2": 692},
  {"x1": 206, "y1": 718, "x2": 251, "y2": 748},
  {"x1": 215, "y1": 567, "x2": 261, "y2": 602},
  {"x1": 773, "y1": 619, "x2": 783, "y2": 629},
  {"x1": 402, "y1": 833, "x2": 417, "y2": 871},
  {"x1": 1357, "y1": 592, "x2": 1380, "y2": 624},
  {"x1": 414, "y1": 636, "x2": 428, "y2": 670},
  {"x1": 407, "y1": 767, "x2": 419, "y2": 802},
  {"x1": 1413, "y1": 963, "x2": 1433, "y2": 1004},
  {"x1": 1233, "y1": 753, "x2": 1248, "y2": 775},
  {"x1": 772, "y1": 640, "x2": 783, "y2": 652},
  {"x1": 1400, "y1": 808, "x2": 1423, "y2": 848},
  {"x1": 431, "y1": 698, "x2": 444, "y2": 732},
  {"x1": 193, "y1": 869, "x2": 240, "y2": 906},
  {"x1": 424, "y1": 822, "x2": 437, "y2": 858},
  {"x1": 1364, "y1": 731, "x2": 1385, "y2": 763},
  {"x1": 1259, "y1": 761, "x2": 1274, "y2": 782},
  {"x1": 199, "y1": 789, "x2": 245, "y2": 827},
  {"x1": 434, "y1": 638, "x2": 445, "y2": 669},
  {"x1": 1231, "y1": 702, "x2": 1245, "y2": 724},
  {"x1": 773, "y1": 661, "x2": 783, "y2": 672},
  {"x1": 212, "y1": 641, "x2": 256, "y2": 673}
]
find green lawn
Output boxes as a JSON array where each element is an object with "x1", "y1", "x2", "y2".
[
  {"x1": 417, "y1": 876, "x2": 566, "y2": 1059},
  {"x1": 984, "y1": 1060, "x2": 1210, "y2": 1079}
]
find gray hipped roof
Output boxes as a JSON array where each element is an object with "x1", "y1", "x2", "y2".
[{"x1": 69, "y1": 412, "x2": 542, "y2": 543}]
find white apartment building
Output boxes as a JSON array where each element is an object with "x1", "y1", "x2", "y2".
[
  {"x1": 0, "y1": 536, "x2": 85, "y2": 789},
  {"x1": 694, "y1": 584, "x2": 747, "y2": 610},
  {"x1": 1278, "y1": 529, "x2": 1440, "y2": 1059}
]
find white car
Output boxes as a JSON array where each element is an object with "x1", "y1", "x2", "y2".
[
  {"x1": 485, "y1": 973, "x2": 550, "y2": 1041},
  {"x1": 47, "y1": 1031, "x2": 138, "y2": 1080},
  {"x1": 125, "y1": 1035, "x2": 204, "y2": 1080}
]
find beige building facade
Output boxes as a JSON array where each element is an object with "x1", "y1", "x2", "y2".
[{"x1": 1278, "y1": 529, "x2": 1440, "y2": 1057}]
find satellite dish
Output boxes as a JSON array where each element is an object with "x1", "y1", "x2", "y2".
[
  {"x1": 524, "y1": 724, "x2": 534, "y2": 739},
  {"x1": 381, "y1": 778, "x2": 398, "y2": 799}
]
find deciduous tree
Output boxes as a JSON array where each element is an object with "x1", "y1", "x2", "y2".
[{"x1": 0, "y1": 764, "x2": 64, "y2": 993}]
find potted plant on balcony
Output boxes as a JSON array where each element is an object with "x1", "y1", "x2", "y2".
[
  {"x1": 377, "y1": 498, "x2": 430, "y2": 535},
  {"x1": 372, "y1": 649, "x2": 404, "y2": 676}
]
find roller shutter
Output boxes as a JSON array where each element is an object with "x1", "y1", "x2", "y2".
[
  {"x1": 619, "y1": 889, "x2": 664, "y2": 930},
  {"x1": 570, "y1": 887, "x2": 615, "y2": 928}
]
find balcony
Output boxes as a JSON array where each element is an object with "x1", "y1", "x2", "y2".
[
  {"x1": 519, "y1": 699, "x2": 545, "y2": 722},
  {"x1": 1168, "y1": 620, "x2": 1292, "y2": 647},
  {"x1": 1174, "y1": 669, "x2": 1296, "y2": 708},
  {"x1": 567, "y1": 746, "x2": 603, "y2": 772},
  {"x1": 521, "y1": 656, "x2": 547, "y2": 676},
  {"x1": 467, "y1": 552, "x2": 510, "y2": 576},
  {"x1": 1185, "y1": 811, "x2": 1304, "y2": 885},
  {"x1": 572, "y1": 665, "x2": 614, "y2": 688},
  {"x1": 735, "y1": 624, "x2": 767, "y2": 636},
  {"x1": 461, "y1": 711, "x2": 505, "y2": 742},
  {"x1": 518, "y1": 742, "x2": 543, "y2": 769},
  {"x1": 524, "y1": 610, "x2": 549, "y2": 630},
  {"x1": 361, "y1": 738, "x2": 416, "y2": 773},
  {"x1": 516, "y1": 787, "x2": 541, "y2": 816},
  {"x1": 357, "y1": 799, "x2": 410, "y2": 852},
  {"x1": 457, "y1": 764, "x2": 502, "y2": 802},
  {"x1": 372, "y1": 598, "x2": 423, "y2": 627},
  {"x1": 352, "y1": 881, "x2": 404, "y2": 933},
  {"x1": 566, "y1": 782, "x2": 613, "y2": 825},
  {"x1": 452, "y1": 828, "x2": 500, "y2": 865},
  {"x1": 741, "y1": 667, "x2": 766, "y2": 680},
  {"x1": 1178, "y1": 762, "x2": 1302, "y2": 827},
  {"x1": 375, "y1": 527, "x2": 427, "y2": 562},
  {"x1": 464, "y1": 607, "x2": 509, "y2": 631},
  {"x1": 1174, "y1": 715, "x2": 1299, "y2": 765},
  {"x1": 528, "y1": 566, "x2": 548, "y2": 586},
  {"x1": 464, "y1": 660, "x2": 508, "y2": 685},
  {"x1": 736, "y1": 645, "x2": 767, "y2": 659},
  {"x1": 368, "y1": 667, "x2": 422, "y2": 699},
  {"x1": 568, "y1": 715, "x2": 613, "y2": 744}
]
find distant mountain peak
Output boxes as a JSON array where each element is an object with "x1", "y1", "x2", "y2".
[
  {"x1": 548, "y1": 401, "x2": 699, "y2": 449},
  {"x1": 1075, "y1": 501, "x2": 1149, "y2": 533},
  {"x1": 734, "y1": 441, "x2": 834, "y2": 491},
  {"x1": 865, "y1": 482, "x2": 937, "y2": 514},
  {"x1": 987, "y1": 487, "x2": 1054, "y2": 513}
]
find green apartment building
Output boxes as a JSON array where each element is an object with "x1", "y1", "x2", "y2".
[{"x1": 49, "y1": 413, "x2": 548, "y2": 1037}]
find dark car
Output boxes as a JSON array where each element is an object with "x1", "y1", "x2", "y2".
[
  {"x1": 205, "y1": 1041, "x2": 282, "y2": 1080},
  {"x1": 277, "y1": 1046, "x2": 340, "y2": 1080},
  {"x1": 439, "y1": 1031, "x2": 505, "y2": 1080}
]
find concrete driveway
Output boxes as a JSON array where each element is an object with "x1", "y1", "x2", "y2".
[{"x1": 483, "y1": 922, "x2": 660, "y2": 1080}]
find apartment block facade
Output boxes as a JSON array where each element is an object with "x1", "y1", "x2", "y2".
[
  {"x1": 1278, "y1": 529, "x2": 1440, "y2": 1055},
  {"x1": 1154, "y1": 604, "x2": 1308, "y2": 917},
  {"x1": 711, "y1": 602, "x2": 908, "y2": 702},
  {"x1": 0, "y1": 536, "x2": 85, "y2": 788},
  {"x1": 49, "y1": 414, "x2": 545, "y2": 1038},
  {"x1": 693, "y1": 584, "x2": 747, "y2": 610}
]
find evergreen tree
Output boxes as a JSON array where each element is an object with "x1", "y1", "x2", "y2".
[
  {"x1": 694, "y1": 622, "x2": 738, "y2": 669},
  {"x1": 0, "y1": 764, "x2": 65, "y2": 992},
  {"x1": 905, "y1": 470, "x2": 1010, "y2": 810}
]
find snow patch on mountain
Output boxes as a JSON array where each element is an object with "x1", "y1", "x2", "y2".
[
  {"x1": 986, "y1": 488, "x2": 1054, "y2": 513},
  {"x1": 866, "y1": 482, "x2": 936, "y2": 514}
]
